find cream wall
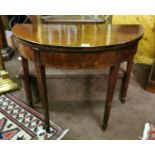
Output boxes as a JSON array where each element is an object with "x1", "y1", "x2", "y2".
[{"x1": 112, "y1": 15, "x2": 155, "y2": 65}]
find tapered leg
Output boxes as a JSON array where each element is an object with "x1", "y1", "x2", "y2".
[
  {"x1": 21, "y1": 56, "x2": 33, "y2": 107},
  {"x1": 102, "y1": 64, "x2": 120, "y2": 130},
  {"x1": 35, "y1": 63, "x2": 50, "y2": 133},
  {"x1": 119, "y1": 57, "x2": 133, "y2": 104}
]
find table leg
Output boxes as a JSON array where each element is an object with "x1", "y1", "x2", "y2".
[
  {"x1": 102, "y1": 64, "x2": 120, "y2": 130},
  {"x1": 35, "y1": 63, "x2": 50, "y2": 133},
  {"x1": 21, "y1": 56, "x2": 33, "y2": 108},
  {"x1": 119, "y1": 57, "x2": 133, "y2": 104}
]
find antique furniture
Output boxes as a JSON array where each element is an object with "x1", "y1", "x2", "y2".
[
  {"x1": 27, "y1": 15, "x2": 109, "y2": 24},
  {"x1": 145, "y1": 60, "x2": 155, "y2": 93},
  {"x1": 0, "y1": 16, "x2": 19, "y2": 94},
  {"x1": 41, "y1": 15, "x2": 106, "y2": 24},
  {"x1": 12, "y1": 23, "x2": 143, "y2": 132},
  {"x1": 0, "y1": 16, "x2": 5, "y2": 70},
  {"x1": 21, "y1": 15, "x2": 113, "y2": 104},
  {"x1": 0, "y1": 16, "x2": 14, "y2": 61}
]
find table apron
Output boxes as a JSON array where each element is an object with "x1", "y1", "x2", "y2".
[{"x1": 18, "y1": 42, "x2": 138, "y2": 69}]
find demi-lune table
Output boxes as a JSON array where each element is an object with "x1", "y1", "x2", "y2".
[{"x1": 12, "y1": 24, "x2": 143, "y2": 132}]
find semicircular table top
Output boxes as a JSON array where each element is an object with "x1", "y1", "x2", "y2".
[
  {"x1": 12, "y1": 24, "x2": 143, "y2": 49},
  {"x1": 11, "y1": 23, "x2": 144, "y2": 132}
]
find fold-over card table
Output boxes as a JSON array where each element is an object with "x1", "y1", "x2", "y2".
[{"x1": 12, "y1": 24, "x2": 143, "y2": 132}]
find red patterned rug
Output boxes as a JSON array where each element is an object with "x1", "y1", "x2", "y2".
[{"x1": 0, "y1": 94, "x2": 69, "y2": 140}]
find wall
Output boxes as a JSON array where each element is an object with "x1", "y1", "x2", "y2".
[{"x1": 112, "y1": 15, "x2": 155, "y2": 65}]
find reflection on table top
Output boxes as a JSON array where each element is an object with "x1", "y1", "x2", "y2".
[
  {"x1": 41, "y1": 15, "x2": 106, "y2": 24},
  {"x1": 12, "y1": 24, "x2": 143, "y2": 48}
]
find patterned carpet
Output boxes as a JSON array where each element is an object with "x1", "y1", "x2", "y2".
[
  {"x1": 0, "y1": 94, "x2": 69, "y2": 140},
  {"x1": 142, "y1": 122, "x2": 155, "y2": 140}
]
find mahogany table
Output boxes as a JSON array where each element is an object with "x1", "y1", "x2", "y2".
[{"x1": 12, "y1": 24, "x2": 143, "y2": 132}]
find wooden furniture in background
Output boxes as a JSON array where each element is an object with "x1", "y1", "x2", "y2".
[
  {"x1": 12, "y1": 24, "x2": 143, "y2": 132},
  {"x1": 41, "y1": 15, "x2": 106, "y2": 24},
  {"x1": 0, "y1": 16, "x2": 5, "y2": 70},
  {"x1": 0, "y1": 16, "x2": 19, "y2": 94},
  {"x1": 0, "y1": 16, "x2": 14, "y2": 61},
  {"x1": 27, "y1": 15, "x2": 112, "y2": 24},
  {"x1": 145, "y1": 60, "x2": 155, "y2": 93}
]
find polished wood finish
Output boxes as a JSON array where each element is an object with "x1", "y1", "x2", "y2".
[
  {"x1": 34, "y1": 50, "x2": 50, "y2": 132},
  {"x1": 12, "y1": 24, "x2": 143, "y2": 49},
  {"x1": 21, "y1": 56, "x2": 33, "y2": 107},
  {"x1": 119, "y1": 57, "x2": 134, "y2": 103},
  {"x1": 102, "y1": 64, "x2": 120, "y2": 130},
  {"x1": 18, "y1": 42, "x2": 117, "y2": 68},
  {"x1": 12, "y1": 23, "x2": 143, "y2": 132}
]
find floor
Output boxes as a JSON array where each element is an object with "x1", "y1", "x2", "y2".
[{"x1": 4, "y1": 51, "x2": 155, "y2": 140}]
